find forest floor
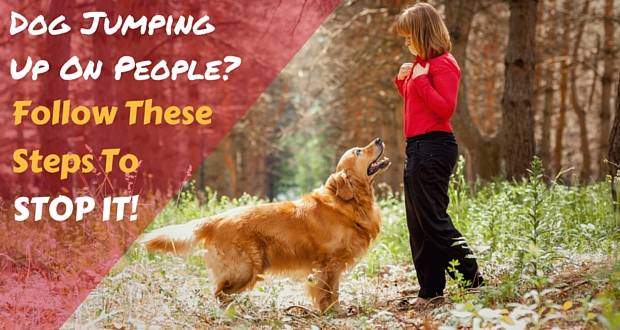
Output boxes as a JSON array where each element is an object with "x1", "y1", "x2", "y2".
[
  {"x1": 64, "y1": 252, "x2": 617, "y2": 329},
  {"x1": 64, "y1": 173, "x2": 620, "y2": 329},
  {"x1": 64, "y1": 165, "x2": 619, "y2": 329}
]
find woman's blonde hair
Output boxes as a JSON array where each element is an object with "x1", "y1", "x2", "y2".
[{"x1": 395, "y1": 3, "x2": 451, "y2": 60}]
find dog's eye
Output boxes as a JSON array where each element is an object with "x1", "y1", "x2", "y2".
[{"x1": 355, "y1": 149, "x2": 361, "y2": 156}]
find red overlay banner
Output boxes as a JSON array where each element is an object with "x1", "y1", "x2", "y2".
[{"x1": 0, "y1": 1, "x2": 340, "y2": 328}]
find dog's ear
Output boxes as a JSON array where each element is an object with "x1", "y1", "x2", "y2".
[{"x1": 326, "y1": 171, "x2": 354, "y2": 201}]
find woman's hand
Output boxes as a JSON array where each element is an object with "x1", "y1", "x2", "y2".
[
  {"x1": 411, "y1": 63, "x2": 429, "y2": 79},
  {"x1": 398, "y1": 63, "x2": 413, "y2": 80}
]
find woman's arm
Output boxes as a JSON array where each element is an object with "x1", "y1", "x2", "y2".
[{"x1": 411, "y1": 60, "x2": 460, "y2": 120}]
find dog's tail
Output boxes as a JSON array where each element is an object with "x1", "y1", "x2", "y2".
[{"x1": 138, "y1": 218, "x2": 206, "y2": 255}]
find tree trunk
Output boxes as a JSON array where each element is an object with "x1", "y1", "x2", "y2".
[
  {"x1": 482, "y1": 30, "x2": 499, "y2": 133},
  {"x1": 444, "y1": 0, "x2": 501, "y2": 181},
  {"x1": 222, "y1": 136, "x2": 238, "y2": 196},
  {"x1": 90, "y1": 0, "x2": 116, "y2": 152},
  {"x1": 569, "y1": 0, "x2": 592, "y2": 182},
  {"x1": 600, "y1": 0, "x2": 615, "y2": 179},
  {"x1": 553, "y1": 0, "x2": 571, "y2": 175},
  {"x1": 532, "y1": 0, "x2": 544, "y2": 126},
  {"x1": 609, "y1": 72, "x2": 620, "y2": 209},
  {"x1": 540, "y1": 0, "x2": 557, "y2": 173},
  {"x1": 39, "y1": 0, "x2": 72, "y2": 194},
  {"x1": 501, "y1": 0, "x2": 538, "y2": 180}
]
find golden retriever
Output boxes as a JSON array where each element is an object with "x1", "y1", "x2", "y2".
[{"x1": 139, "y1": 138, "x2": 391, "y2": 312}]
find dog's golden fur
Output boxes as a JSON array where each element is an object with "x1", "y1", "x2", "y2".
[{"x1": 140, "y1": 139, "x2": 391, "y2": 312}]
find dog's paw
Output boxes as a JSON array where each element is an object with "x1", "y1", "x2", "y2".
[{"x1": 214, "y1": 292, "x2": 234, "y2": 307}]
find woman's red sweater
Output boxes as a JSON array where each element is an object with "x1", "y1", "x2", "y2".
[{"x1": 394, "y1": 52, "x2": 460, "y2": 138}]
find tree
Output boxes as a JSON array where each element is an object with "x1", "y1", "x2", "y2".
[
  {"x1": 39, "y1": 0, "x2": 72, "y2": 194},
  {"x1": 600, "y1": 0, "x2": 616, "y2": 179},
  {"x1": 444, "y1": 0, "x2": 503, "y2": 181},
  {"x1": 553, "y1": 0, "x2": 571, "y2": 175},
  {"x1": 501, "y1": 0, "x2": 538, "y2": 179},
  {"x1": 569, "y1": 0, "x2": 592, "y2": 181},
  {"x1": 540, "y1": 0, "x2": 557, "y2": 173},
  {"x1": 609, "y1": 72, "x2": 620, "y2": 208}
]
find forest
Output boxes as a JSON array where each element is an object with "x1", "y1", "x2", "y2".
[
  {"x1": 199, "y1": 0, "x2": 620, "y2": 199},
  {"x1": 0, "y1": 0, "x2": 618, "y2": 328}
]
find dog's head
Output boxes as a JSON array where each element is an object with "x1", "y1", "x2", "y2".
[{"x1": 325, "y1": 138, "x2": 391, "y2": 201}]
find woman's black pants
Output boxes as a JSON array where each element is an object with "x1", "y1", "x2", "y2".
[{"x1": 403, "y1": 131, "x2": 483, "y2": 299}]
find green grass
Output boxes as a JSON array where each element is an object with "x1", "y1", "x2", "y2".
[{"x1": 67, "y1": 157, "x2": 619, "y2": 328}]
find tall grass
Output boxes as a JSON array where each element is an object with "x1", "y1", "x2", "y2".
[
  {"x1": 138, "y1": 157, "x2": 617, "y2": 294},
  {"x1": 114, "y1": 157, "x2": 618, "y2": 328}
]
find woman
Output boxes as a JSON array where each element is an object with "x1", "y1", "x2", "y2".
[{"x1": 394, "y1": 3, "x2": 483, "y2": 308}]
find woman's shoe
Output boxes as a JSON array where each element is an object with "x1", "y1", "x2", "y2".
[
  {"x1": 410, "y1": 297, "x2": 429, "y2": 311},
  {"x1": 410, "y1": 296, "x2": 446, "y2": 312}
]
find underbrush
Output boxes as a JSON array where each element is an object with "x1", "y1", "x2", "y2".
[{"x1": 67, "y1": 157, "x2": 619, "y2": 328}]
